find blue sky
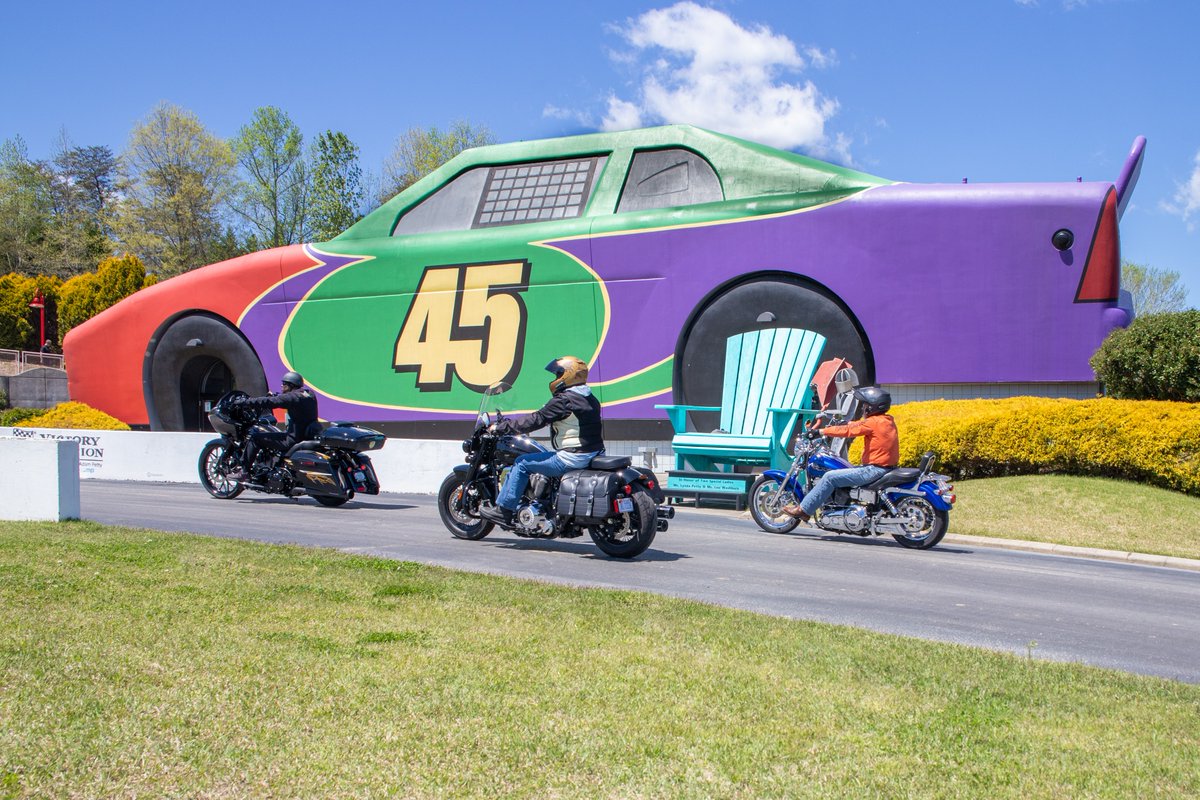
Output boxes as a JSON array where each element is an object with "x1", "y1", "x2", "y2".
[{"x1": 3, "y1": 0, "x2": 1198, "y2": 305}]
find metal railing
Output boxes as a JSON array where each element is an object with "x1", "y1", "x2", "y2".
[{"x1": 0, "y1": 348, "x2": 65, "y2": 375}]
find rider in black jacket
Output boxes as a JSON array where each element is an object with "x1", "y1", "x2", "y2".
[
  {"x1": 480, "y1": 356, "x2": 605, "y2": 526},
  {"x1": 227, "y1": 371, "x2": 321, "y2": 482}
]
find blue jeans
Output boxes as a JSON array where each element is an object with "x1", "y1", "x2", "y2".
[
  {"x1": 800, "y1": 465, "x2": 887, "y2": 516},
  {"x1": 496, "y1": 449, "x2": 601, "y2": 510}
]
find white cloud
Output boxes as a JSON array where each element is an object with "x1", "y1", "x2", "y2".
[
  {"x1": 1161, "y1": 149, "x2": 1200, "y2": 232},
  {"x1": 599, "y1": 2, "x2": 844, "y2": 157}
]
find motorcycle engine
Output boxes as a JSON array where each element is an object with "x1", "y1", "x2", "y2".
[
  {"x1": 266, "y1": 467, "x2": 294, "y2": 495},
  {"x1": 515, "y1": 503, "x2": 555, "y2": 536},
  {"x1": 817, "y1": 504, "x2": 870, "y2": 534}
]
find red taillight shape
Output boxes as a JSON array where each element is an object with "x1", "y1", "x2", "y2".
[{"x1": 1075, "y1": 187, "x2": 1120, "y2": 303}]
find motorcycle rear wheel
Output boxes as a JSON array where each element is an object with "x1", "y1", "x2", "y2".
[
  {"x1": 198, "y1": 440, "x2": 245, "y2": 500},
  {"x1": 588, "y1": 487, "x2": 656, "y2": 558},
  {"x1": 749, "y1": 475, "x2": 801, "y2": 534},
  {"x1": 314, "y1": 493, "x2": 351, "y2": 507},
  {"x1": 438, "y1": 472, "x2": 494, "y2": 540},
  {"x1": 890, "y1": 497, "x2": 949, "y2": 550}
]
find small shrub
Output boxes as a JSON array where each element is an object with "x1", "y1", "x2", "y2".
[
  {"x1": 0, "y1": 407, "x2": 43, "y2": 427},
  {"x1": 875, "y1": 397, "x2": 1200, "y2": 496},
  {"x1": 1090, "y1": 310, "x2": 1200, "y2": 401},
  {"x1": 18, "y1": 401, "x2": 131, "y2": 431},
  {"x1": 0, "y1": 387, "x2": 7, "y2": 409}
]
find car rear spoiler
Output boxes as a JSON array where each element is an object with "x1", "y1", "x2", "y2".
[{"x1": 1115, "y1": 135, "x2": 1146, "y2": 220}]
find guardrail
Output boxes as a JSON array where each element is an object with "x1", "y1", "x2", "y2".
[{"x1": 0, "y1": 348, "x2": 64, "y2": 375}]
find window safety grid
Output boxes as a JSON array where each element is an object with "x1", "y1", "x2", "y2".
[{"x1": 473, "y1": 157, "x2": 600, "y2": 228}]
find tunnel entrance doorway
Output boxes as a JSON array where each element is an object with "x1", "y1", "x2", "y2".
[{"x1": 180, "y1": 356, "x2": 234, "y2": 432}]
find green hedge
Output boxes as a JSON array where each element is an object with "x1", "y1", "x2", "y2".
[
  {"x1": 855, "y1": 397, "x2": 1200, "y2": 496},
  {"x1": 0, "y1": 407, "x2": 44, "y2": 427}
]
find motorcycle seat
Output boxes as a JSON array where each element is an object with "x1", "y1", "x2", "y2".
[
  {"x1": 285, "y1": 440, "x2": 320, "y2": 457},
  {"x1": 589, "y1": 454, "x2": 632, "y2": 470},
  {"x1": 862, "y1": 467, "x2": 922, "y2": 490}
]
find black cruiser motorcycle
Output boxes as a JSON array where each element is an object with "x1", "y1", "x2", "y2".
[
  {"x1": 198, "y1": 390, "x2": 385, "y2": 507},
  {"x1": 437, "y1": 383, "x2": 673, "y2": 558}
]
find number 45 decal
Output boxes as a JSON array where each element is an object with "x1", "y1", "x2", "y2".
[{"x1": 394, "y1": 260, "x2": 531, "y2": 392}]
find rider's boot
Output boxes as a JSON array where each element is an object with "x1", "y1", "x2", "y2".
[{"x1": 479, "y1": 504, "x2": 514, "y2": 527}]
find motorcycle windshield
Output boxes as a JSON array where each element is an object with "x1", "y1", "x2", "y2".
[{"x1": 475, "y1": 382, "x2": 515, "y2": 430}]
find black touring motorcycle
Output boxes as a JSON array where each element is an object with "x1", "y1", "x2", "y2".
[
  {"x1": 198, "y1": 390, "x2": 385, "y2": 507},
  {"x1": 437, "y1": 383, "x2": 673, "y2": 558}
]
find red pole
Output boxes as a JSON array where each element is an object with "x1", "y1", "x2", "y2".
[{"x1": 29, "y1": 290, "x2": 45, "y2": 349}]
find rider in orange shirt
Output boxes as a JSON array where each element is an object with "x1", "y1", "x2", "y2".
[{"x1": 783, "y1": 386, "x2": 898, "y2": 522}]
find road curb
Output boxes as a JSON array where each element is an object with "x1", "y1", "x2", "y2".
[
  {"x1": 685, "y1": 506, "x2": 1200, "y2": 573},
  {"x1": 943, "y1": 534, "x2": 1200, "y2": 572}
]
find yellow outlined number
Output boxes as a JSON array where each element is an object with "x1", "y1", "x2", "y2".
[{"x1": 394, "y1": 260, "x2": 531, "y2": 392}]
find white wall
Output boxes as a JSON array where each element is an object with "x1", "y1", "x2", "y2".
[
  {"x1": 0, "y1": 437, "x2": 80, "y2": 520},
  {"x1": 0, "y1": 427, "x2": 463, "y2": 494}
]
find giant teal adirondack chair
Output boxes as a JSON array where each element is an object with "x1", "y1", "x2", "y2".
[{"x1": 656, "y1": 327, "x2": 826, "y2": 473}]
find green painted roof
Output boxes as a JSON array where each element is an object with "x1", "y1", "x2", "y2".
[{"x1": 338, "y1": 124, "x2": 892, "y2": 240}]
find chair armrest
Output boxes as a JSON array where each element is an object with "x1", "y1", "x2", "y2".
[
  {"x1": 767, "y1": 407, "x2": 821, "y2": 448},
  {"x1": 655, "y1": 404, "x2": 721, "y2": 434}
]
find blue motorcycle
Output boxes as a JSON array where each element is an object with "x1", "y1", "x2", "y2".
[{"x1": 748, "y1": 424, "x2": 956, "y2": 549}]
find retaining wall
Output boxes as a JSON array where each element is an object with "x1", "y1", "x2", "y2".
[{"x1": 0, "y1": 427, "x2": 462, "y2": 494}]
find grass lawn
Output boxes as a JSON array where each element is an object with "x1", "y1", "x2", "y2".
[
  {"x1": 951, "y1": 475, "x2": 1200, "y2": 560},
  {"x1": 1, "y1": 521, "x2": 1198, "y2": 798}
]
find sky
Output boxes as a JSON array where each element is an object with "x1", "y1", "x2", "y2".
[{"x1": 3, "y1": 0, "x2": 1198, "y2": 305}]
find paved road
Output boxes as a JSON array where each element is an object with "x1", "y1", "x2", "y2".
[{"x1": 80, "y1": 480, "x2": 1200, "y2": 683}]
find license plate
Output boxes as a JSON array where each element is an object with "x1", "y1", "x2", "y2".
[{"x1": 615, "y1": 497, "x2": 634, "y2": 513}]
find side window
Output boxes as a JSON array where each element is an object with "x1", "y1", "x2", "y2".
[
  {"x1": 393, "y1": 167, "x2": 489, "y2": 235},
  {"x1": 392, "y1": 156, "x2": 608, "y2": 236},
  {"x1": 616, "y1": 148, "x2": 723, "y2": 214}
]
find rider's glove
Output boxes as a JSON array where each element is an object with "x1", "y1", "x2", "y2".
[{"x1": 806, "y1": 428, "x2": 821, "y2": 440}]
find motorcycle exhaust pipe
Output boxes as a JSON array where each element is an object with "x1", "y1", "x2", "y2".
[
  {"x1": 657, "y1": 519, "x2": 670, "y2": 532},
  {"x1": 657, "y1": 505, "x2": 675, "y2": 519}
]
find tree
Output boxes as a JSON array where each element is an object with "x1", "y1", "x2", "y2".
[
  {"x1": 308, "y1": 130, "x2": 364, "y2": 241},
  {"x1": 1122, "y1": 261, "x2": 1190, "y2": 315},
  {"x1": 230, "y1": 106, "x2": 309, "y2": 249},
  {"x1": 0, "y1": 136, "x2": 55, "y2": 275},
  {"x1": 57, "y1": 253, "x2": 157, "y2": 339},
  {"x1": 115, "y1": 102, "x2": 235, "y2": 276},
  {"x1": 54, "y1": 141, "x2": 118, "y2": 237},
  {"x1": 379, "y1": 120, "x2": 493, "y2": 203}
]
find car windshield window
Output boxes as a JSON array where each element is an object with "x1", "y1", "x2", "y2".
[
  {"x1": 616, "y1": 148, "x2": 723, "y2": 214},
  {"x1": 393, "y1": 156, "x2": 608, "y2": 236}
]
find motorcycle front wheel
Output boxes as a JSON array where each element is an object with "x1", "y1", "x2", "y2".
[
  {"x1": 890, "y1": 496, "x2": 949, "y2": 550},
  {"x1": 588, "y1": 487, "x2": 656, "y2": 558},
  {"x1": 749, "y1": 475, "x2": 800, "y2": 534},
  {"x1": 198, "y1": 440, "x2": 245, "y2": 500},
  {"x1": 437, "y1": 472, "x2": 494, "y2": 540}
]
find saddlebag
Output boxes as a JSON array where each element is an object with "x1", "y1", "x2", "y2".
[
  {"x1": 556, "y1": 469, "x2": 623, "y2": 522},
  {"x1": 289, "y1": 450, "x2": 353, "y2": 499}
]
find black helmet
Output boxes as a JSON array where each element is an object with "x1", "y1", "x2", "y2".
[
  {"x1": 281, "y1": 371, "x2": 304, "y2": 389},
  {"x1": 854, "y1": 385, "x2": 891, "y2": 415}
]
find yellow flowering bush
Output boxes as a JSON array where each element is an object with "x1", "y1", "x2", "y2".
[
  {"x1": 849, "y1": 397, "x2": 1200, "y2": 495},
  {"x1": 20, "y1": 402, "x2": 131, "y2": 431}
]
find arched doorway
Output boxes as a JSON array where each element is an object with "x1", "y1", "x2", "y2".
[{"x1": 179, "y1": 356, "x2": 233, "y2": 431}]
